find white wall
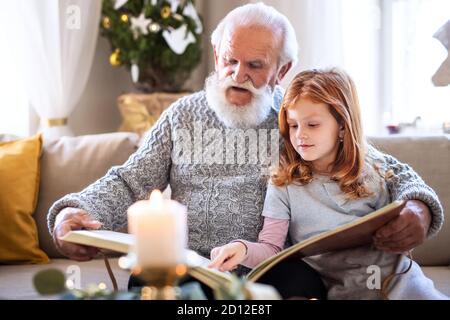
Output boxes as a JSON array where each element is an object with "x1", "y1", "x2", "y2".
[{"x1": 69, "y1": 37, "x2": 135, "y2": 136}]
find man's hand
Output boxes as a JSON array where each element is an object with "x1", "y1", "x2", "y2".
[
  {"x1": 373, "y1": 200, "x2": 431, "y2": 253},
  {"x1": 208, "y1": 242, "x2": 247, "y2": 272},
  {"x1": 53, "y1": 207, "x2": 102, "y2": 261}
]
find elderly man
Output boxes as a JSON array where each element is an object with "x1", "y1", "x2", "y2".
[{"x1": 48, "y1": 3, "x2": 443, "y2": 299}]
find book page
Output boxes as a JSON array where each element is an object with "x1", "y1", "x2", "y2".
[
  {"x1": 60, "y1": 230, "x2": 134, "y2": 253},
  {"x1": 60, "y1": 230, "x2": 213, "y2": 268},
  {"x1": 186, "y1": 250, "x2": 211, "y2": 267},
  {"x1": 247, "y1": 200, "x2": 406, "y2": 282}
]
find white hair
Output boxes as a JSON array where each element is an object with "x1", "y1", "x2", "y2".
[
  {"x1": 211, "y1": 2, "x2": 298, "y2": 68},
  {"x1": 205, "y1": 72, "x2": 273, "y2": 128}
]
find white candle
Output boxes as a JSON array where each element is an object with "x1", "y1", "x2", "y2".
[{"x1": 127, "y1": 189, "x2": 187, "y2": 268}]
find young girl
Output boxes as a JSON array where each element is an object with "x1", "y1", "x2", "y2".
[{"x1": 209, "y1": 69, "x2": 447, "y2": 300}]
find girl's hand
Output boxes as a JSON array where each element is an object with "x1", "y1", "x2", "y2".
[{"x1": 208, "y1": 242, "x2": 247, "y2": 272}]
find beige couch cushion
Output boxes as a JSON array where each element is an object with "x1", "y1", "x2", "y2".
[
  {"x1": 0, "y1": 134, "x2": 20, "y2": 142},
  {"x1": 369, "y1": 136, "x2": 449, "y2": 266},
  {"x1": 34, "y1": 133, "x2": 139, "y2": 258},
  {"x1": 422, "y1": 266, "x2": 450, "y2": 297}
]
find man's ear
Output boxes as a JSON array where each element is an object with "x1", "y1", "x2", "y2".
[{"x1": 277, "y1": 62, "x2": 293, "y2": 83}]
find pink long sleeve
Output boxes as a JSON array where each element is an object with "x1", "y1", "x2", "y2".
[{"x1": 237, "y1": 217, "x2": 289, "y2": 268}]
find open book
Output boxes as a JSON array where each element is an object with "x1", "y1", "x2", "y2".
[
  {"x1": 246, "y1": 200, "x2": 405, "y2": 281},
  {"x1": 60, "y1": 200, "x2": 405, "y2": 290},
  {"x1": 59, "y1": 229, "x2": 211, "y2": 268}
]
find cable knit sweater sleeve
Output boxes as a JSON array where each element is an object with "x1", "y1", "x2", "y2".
[
  {"x1": 369, "y1": 146, "x2": 444, "y2": 238},
  {"x1": 47, "y1": 106, "x2": 174, "y2": 234}
]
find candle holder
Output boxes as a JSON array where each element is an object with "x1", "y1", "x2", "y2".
[{"x1": 130, "y1": 263, "x2": 188, "y2": 300}]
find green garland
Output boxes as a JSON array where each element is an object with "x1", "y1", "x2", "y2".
[
  {"x1": 100, "y1": 0, "x2": 202, "y2": 92},
  {"x1": 33, "y1": 268, "x2": 250, "y2": 300}
]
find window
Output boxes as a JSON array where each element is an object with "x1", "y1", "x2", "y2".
[
  {"x1": 384, "y1": 0, "x2": 450, "y2": 135},
  {"x1": 342, "y1": 0, "x2": 382, "y2": 135},
  {"x1": 341, "y1": 0, "x2": 449, "y2": 136}
]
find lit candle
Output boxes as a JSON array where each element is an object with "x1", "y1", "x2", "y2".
[{"x1": 127, "y1": 189, "x2": 187, "y2": 268}]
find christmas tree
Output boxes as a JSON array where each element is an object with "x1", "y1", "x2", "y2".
[{"x1": 101, "y1": 0, "x2": 203, "y2": 92}]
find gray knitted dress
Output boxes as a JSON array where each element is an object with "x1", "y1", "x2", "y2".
[{"x1": 47, "y1": 89, "x2": 444, "y2": 260}]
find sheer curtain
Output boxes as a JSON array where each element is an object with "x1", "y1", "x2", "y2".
[
  {"x1": 0, "y1": 3, "x2": 29, "y2": 136},
  {"x1": 250, "y1": 0, "x2": 344, "y2": 85},
  {"x1": 17, "y1": 0, "x2": 101, "y2": 139},
  {"x1": 384, "y1": 0, "x2": 450, "y2": 134},
  {"x1": 341, "y1": 0, "x2": 382, "y2": 135}
]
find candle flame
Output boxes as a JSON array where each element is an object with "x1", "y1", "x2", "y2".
[{"x1": 148, "y1": 189, "x2": 163, "y2": 209}]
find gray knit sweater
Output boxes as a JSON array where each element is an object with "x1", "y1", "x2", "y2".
[{"x1": 47, "y1": 89, "x2": 444, "y2": 258}]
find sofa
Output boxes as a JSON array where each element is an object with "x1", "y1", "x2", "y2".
[{"x1": 0, "y1": 132, "x2": 448, "y2": 299}]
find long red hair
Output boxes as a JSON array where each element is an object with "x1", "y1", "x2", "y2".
[{"x1": 272, "y1": 68, "x2": 374, "y2": 199}]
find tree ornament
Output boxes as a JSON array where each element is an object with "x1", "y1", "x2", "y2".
[
  {"x1": 162, "y1": 24, "x2": 196, "y2": 55},
  {"x1": 130, "y1": 12, "x2": 152, "y2": 37},
  {"x1": 120, "y1": 14, "x2": 129, "y2": 24},
  {"x1": 102, "y1": 16, "x2": 111, "y2": 29},
  {"x1": 160, "y1": 6, "x2": 171, "y2": 19},
  {"x1": 173, "y1": 13, "x2": 184, "y2": 22},
  {"x1": 169, "y1": 0, "x2": 181, "y2": 13},
  {"x1": 432, "y1": 20, "x2": 450, "y2": 87},
  {"x1": 148, "y1": 22, "x2": 161, "y2": 33},
  {"x1": 183, "y1": 2, "x2": 202, "y2": 34},
  {"x1": 114, "y1": 0, "x2": 129, "y2": 10},
  {"x1": 109, "y1": 49, "x2": 121, "y2": 67},
  {"x1": 131, "y1": 64, "x2": 139, "y2": 83}
]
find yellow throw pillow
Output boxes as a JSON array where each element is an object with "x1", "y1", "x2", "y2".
[{"x1": 0, "y1": 134, "x2": 49, "y2": 264}]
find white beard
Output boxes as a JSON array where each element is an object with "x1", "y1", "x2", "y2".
[{"x1": 205, "y1": 72, "x2": 273, "y2": 128}]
